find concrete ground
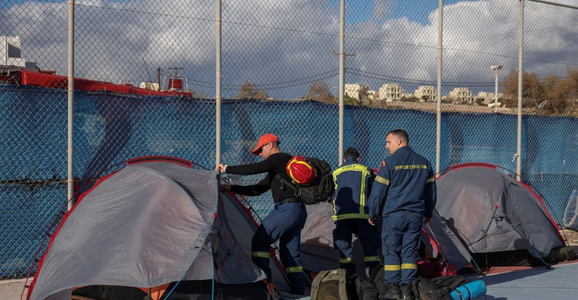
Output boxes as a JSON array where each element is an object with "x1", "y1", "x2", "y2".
[
  {"x1": 477, "y1": 261, "x2": 578, "y2": 300},
  {"x1": 3, "y1": 262, "x2": 578, "y2": 299},
  {"x1": 0, "y1": 278, "x2": 27, "y2": 300}
]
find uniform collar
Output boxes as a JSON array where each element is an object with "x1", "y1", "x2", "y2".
[
  {"x1": 344, "y1": 157, "x2": 358, "y2": 165},
  {"x1": 395, "y1": 145, "x2": 412, "y2": 154}
]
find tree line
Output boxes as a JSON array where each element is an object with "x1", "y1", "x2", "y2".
[{"x1": 501, "y1": 67, "x2": 578, "y2": 116}]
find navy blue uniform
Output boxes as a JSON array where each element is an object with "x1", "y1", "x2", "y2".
[
  {"x1": 228, "y1": 152, "x2": 307, "y2": 295},
  {"x1": 368, "y1": 146, "x2": 436, "y2": 285},
  {"x1": 332, "y1": 157, "x2": 381, "y2": 274}
]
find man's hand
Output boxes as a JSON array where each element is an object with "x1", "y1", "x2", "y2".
[
  {"x1": 219, "y1": 183, "x2": 231, "y2": 192},
  {"x1": 424, "y1": 216, "x2": 432, "y2": 224},
  {"x1": 368, "y1": 218, "x2": 375, "y2": 226},
  {"x1": 215, "y1": 164, "x2": 227, "y2": 173}
]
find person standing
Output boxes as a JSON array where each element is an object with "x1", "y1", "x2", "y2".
[
  {"x1": 332, "y1": 148, "x2": 381, "y2": 277},
  {"x1": 216, "y1": 134, "x2": 307, "y2": 295},
  {"x1": 368, "y1": 129, "x2": 437, "y2": 300}
]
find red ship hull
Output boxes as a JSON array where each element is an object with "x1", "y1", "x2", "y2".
[{"x1": 3, "y1": 70, "x2": 193, "y2": 97}]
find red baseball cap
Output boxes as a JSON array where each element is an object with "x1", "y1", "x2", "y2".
[{"x1": 251, "y1": 134, "x2": 280, "y2": 155}]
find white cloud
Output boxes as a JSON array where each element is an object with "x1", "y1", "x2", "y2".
[
  {"x1": 544, "y1": 0, "x2": 578, "y2": 7},
  {"x1": 2, "y1": 0, "x2": 577, "y2": 98}
]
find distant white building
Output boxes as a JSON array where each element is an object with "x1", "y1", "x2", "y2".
[
  {"x1": 367, "y1": 90, "x2": 378, "y2": 101},
  {"x1": 345, "y1": 83, "x2": 369, "y2": 101},
  {"x1": 476, "y1": 91, "x2": 503, "y2": 105},
  {"x1": 1, "y1": 36, "x2": 37, "y2": 68},
  {"x1": 414, "y1": 85, "x2": 437, "y2": 102},
  {"x1": 449, "y1": 87, "x2": 473, "y2": 103},
  {"x1": 379, "y1": 83, "x2": 405, "y2": 101}
]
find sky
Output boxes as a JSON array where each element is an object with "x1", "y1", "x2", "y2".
[{"x1": 1, "y1": 0, "x2": 578, "y2": 98}]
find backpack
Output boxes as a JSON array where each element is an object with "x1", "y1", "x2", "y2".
[
  {"x1": 411, "y1": 278, "x2": 453, "y2": 300},
  {"x1": 310, "y1": 269, "x2": 357, "y2": 300},
  {"x1": 355, "y1": 276, "x2": 379, "y2": 300},
  {"x1": 276, "y1": 157, "x2": 334, "y2": 205}
]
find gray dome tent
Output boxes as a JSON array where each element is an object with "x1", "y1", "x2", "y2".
[
  {"x1": 436, "y1": 163, "x2": 565, "y2": 267},
  {"x1": 26, "y1": 157, "x2": 290, "y2": 300},
  {"x1": 300, "y1": 202, "x2": 472, "y2": 275}
]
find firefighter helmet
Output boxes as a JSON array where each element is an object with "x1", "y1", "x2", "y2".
[{"x1": 286, "y1": 156, "x2": 317, "y2": 185}]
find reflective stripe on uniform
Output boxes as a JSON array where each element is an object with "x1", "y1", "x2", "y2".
[
  {"x1": 332, "y1": 173, "x2": 339, "y2": 216},
  {"x1": 402, "y1": 263, "x2": 418, "y2": 270},
  {"x1": 384, "y1": 265, "x2": 401, "y2": 271},
  {"x1": 359, "y1": 167, "x2": 370, "y2": 215},
  {"x1": 332, "y1": 213, "x2": 369, "y2": 221},
  {"x1": 375, "y1": 175, "x2": 390, "y2": 186},
  {"x1": 426, "y1": 176, "x2": 435, "y2": 184},
  {"x1": 364, "y1": 256, "x2": 380, "y2": 262},
  {"x1": 332, "y1": 164, "x2": 368, "y2": 177},
  {"x1": 252, "y1": 251, "x2": 271, "y2": 258},
  {"x1": 285, "y1": 266, "x2": 303, "y2": 273},
  {"x1": 394, "y1": 165, "x2": 427, "y2": 170},
  {"x1": 339, "y1": 257, "x2": 353, "y2": 264},
  {"x1": 333, "y1": 164, "x2": 372, "y2": 218}
]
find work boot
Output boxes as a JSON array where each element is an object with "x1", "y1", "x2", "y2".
[
  {"x1": 400, "y1": 284, "x2": 415, "y2": 300},
  {"x1": 379, "y1": 283, "x2": 402, "y2": 300}
]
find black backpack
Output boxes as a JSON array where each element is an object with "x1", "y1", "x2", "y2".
[{"x1": 276, "y1": 157, "x2": 334, "y2": 205}]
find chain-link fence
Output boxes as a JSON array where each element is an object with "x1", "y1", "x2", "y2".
[{"x1": 2, "y1": 0, "x2": 578, "y2": 297}]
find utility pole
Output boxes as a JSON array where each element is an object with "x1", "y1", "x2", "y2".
[
  {"x1": 333, "y1": 51, "x2": 355, "y2": 165},
  {"x1": 491, "y1": 65, "x2": 502, "y2": 113}
]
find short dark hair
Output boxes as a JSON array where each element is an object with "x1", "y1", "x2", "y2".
[
  {"x1": 387, "y1": 129, "x2": 409, "y2": 144},
  {"x1": 344, "y1": 147, "x2": 360, "y2": 159}
]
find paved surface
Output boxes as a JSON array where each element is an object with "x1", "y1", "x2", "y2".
[
  {"x1": 3, "y1": 263, "x2": 577, "y2": 299},
  {"x1": 0, "y1": 278, "x2": 26, "y2": 300},
  {"x1": 476, "y1": 262, "x2": 578, "y2": 300}
]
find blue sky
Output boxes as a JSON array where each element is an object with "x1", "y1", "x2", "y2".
[{"x1": 328, "y1": 0, "x2": 483, "y2": 25}]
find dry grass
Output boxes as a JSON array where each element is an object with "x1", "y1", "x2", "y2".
[{"x1": 366, "y1": 101, "x2": 578, "y2": 117}]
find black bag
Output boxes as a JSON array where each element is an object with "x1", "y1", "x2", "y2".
[
  {"x1": 355, "y1": 276, "x2": 379, "y2": 300},
  {"x1": 411, "y1": 278, "x2": 453, "y2": 300},
  {"x1": 276, "y1": 157, "x2": 334, "y2": 205},
  {"x1": 431, "y1": 275, "x2": 469, "y2": 291}
]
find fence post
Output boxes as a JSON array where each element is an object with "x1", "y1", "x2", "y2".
[
  {"x1": 216, "y1": 0, "x2": 222, "y2": 166},
  {"x1": 67, "y1": 0, "x2": 75, "y2": 210},
  {"x1": 436, "y1": 0, "x2": 443, "y2": 174},
  {"x1": 517, "y1": 0, "x2": 524, "y2": 180},
  {"x1": 338, "y1": 0, "x2": 345, "y2": 166}
]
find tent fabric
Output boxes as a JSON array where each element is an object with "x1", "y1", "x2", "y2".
[
  {"x1": 422, "y1": 210, "x2": 472, "y2": 271},
  {"x1": 436, "y1": 165, "x2": 564, "y2": 259},
  {"x1": 563, "y1": 190, "x2": 578, "y2": 231},
  {"x1": 28, "y1": 160, "x2": 289, "y2": 300},
  {"x1": 300, "y1": 203, "x2": 472, "y2": 273}
]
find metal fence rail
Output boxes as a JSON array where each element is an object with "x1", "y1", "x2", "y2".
[{"x1": 1, "y1": 2, "x2": 577, "y2": 298}]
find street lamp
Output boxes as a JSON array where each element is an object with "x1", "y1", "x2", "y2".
[{"x1": 491, "y1": 65, "x2": 503, "y2": 113}]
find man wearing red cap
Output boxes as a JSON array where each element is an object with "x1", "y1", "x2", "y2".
[{"x1": 216, "y1": 134, "x2": 307, "y2": 295}]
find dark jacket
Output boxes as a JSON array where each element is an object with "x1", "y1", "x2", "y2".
[
  {"x1": 368, "y1": 146, "x2": 436, "y2": 219},
  {"x1": 226, "y1": 152, "x2": 294, "y2": 203},
  {"x1": 332, "y1": 157, "x2": 375, "y2": 221}
]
